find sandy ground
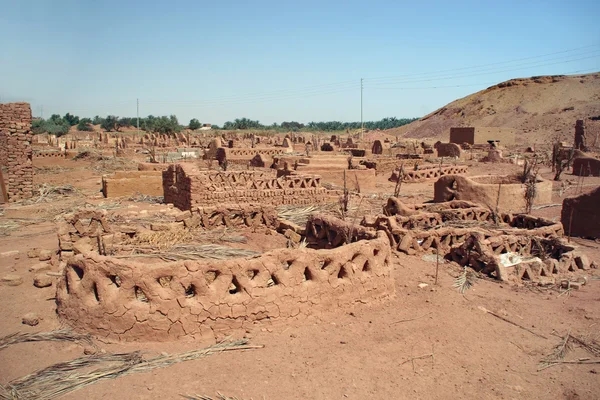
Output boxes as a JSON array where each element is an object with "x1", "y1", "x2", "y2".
[{"x1": 0, "y1": 155, "x2": 599, "y2": 400}]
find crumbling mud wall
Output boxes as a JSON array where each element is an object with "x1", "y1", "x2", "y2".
[
  {"x1": 102, "y1": 171, "x2": 163, "y2": 198},
  {"x1": 305, "y1": 200, "x2": 576, "y2": 284},
  {"x1": 178, "y1": 204, "x2": 279, "y2": 230},
  {"x1": 215, "y1": 147, "x2": 287, "y2": 165},
  {"x1": 0, "y1": 102, "x2": 33, "y2": 201},
  {"x1": 389, "y1": 164, "x2": 468, "y2": 183},
  {"x1": 56, "y1": 233, "x2": 394, "y2": 341},
  {"x1": 435, "y1": 143, "x2": 462, "y2": 158},
  {"x1": 163, "y1": 164, "x2": 335, "y2": 210},
  {"x1": 561, "y1": 187, "x2": 600, "y2": 239},
  {"x1": 572, "y1": 157, "x2": 600, "y2": 177},
  {"x1": 306, "y1": 214, "x2": 377, "y2": 248},
  {"x1": 434, "y1": 174, "x2": 552, "y2": 212}
]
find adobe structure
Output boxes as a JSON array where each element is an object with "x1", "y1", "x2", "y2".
[
  {"x1": 561, "y1": 187, "x2": 600, "y2": 239},
  {"x1": 56, "y1": 229, "x2": 394, "y2": 341},
  {"x1": 0, "y1": 102, "x2": 33, "y2": 201},
  {"x1": 163, "y1": 164, "x2": 335, "y2": 210},
  {"x1": 574, "y1": 119, "x2": 587, "y2": 150},
  {"x1": 434, "y1": 174, "x2": 552, "y2": 212},
  {"x1": 449, "y1": 127, "x2": 516, "y2": 146},
  {"x1": 572, "y1": 156, "x2": 600, "y2": 176}
]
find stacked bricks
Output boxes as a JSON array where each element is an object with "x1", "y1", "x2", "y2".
[
  {"x1": 163, "y1": 164, "x2": 336, "y2": 210},
  {"x1": 0, "y1": 102, "x2": 33, "y2": 201},
  {"x1": 390, "y1": 164, "x2": 468, "y2": 183}
]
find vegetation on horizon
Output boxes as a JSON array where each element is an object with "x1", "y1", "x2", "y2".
[{"x1": 32, "y1": 113, "x2": 418, "y2": 136}]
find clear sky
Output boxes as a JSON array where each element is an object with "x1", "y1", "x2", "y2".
[{"x1": 1, "y1": 0, "x2": 599, "y2": 125}]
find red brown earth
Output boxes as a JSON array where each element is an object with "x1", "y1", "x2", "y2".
[{"x1": 1, "y1": 154, "x2": 599, "y2": 399}]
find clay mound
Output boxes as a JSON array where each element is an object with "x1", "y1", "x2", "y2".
[{"x1": 385, "y1": 72, "x2": 600, "y2": 144}]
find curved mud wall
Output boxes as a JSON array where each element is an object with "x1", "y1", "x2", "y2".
[{"x1": 57, "y1": 233, "x2": 393, "y2": 341}]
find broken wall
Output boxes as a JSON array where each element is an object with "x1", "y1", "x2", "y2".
[
  {"x1": 0, "y1": 102, "x2": 33, "y2": 201},
  {"x1": 56, "y1": 233, "x2": 394, "y2": 341}
]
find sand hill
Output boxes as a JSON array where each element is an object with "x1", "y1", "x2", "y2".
[{"x1": 387, "y1": 72, "x2": 600, "y2": 146}]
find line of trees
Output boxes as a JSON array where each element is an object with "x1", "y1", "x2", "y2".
[
  {"x1": 220, "y1": 116, "x2": 418, "y2": 132},
  {"x1": 32, "y1": 112, "x2": 417, "y2": 137}
]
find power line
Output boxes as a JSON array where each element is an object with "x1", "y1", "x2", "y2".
[
  {"x1": 366, "y1": 44, "x2": 600, "y2": 82},
  {"x1": 364, "y1": 51, "x2": 600, "y2": 85}
]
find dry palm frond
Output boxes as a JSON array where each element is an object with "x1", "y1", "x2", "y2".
[
  {"x1": 182, "y1": 393, "x2": 244, "y2": 400},
  {"x1": 538, "y1": 331, "x2": 600, "y2": 370},
  {"x1": 126, "y1": 194, "x2": 164, "y2": 204},
  {"x1": 0, "y1": 330, "x2": 93, "y2": 351},
  {"x1": 128, "y1": 228, "x2": 195, "y2": 250},
  {"x1": 276, "y1": 204, "x2": 339, "y2": 226},
  {"x1": 2, "y1": 340, "x2": 260, "y2": 400},
  {"x1": 453, "y1": 267, "x2": 477, "y2": 294},
  {"x1": 541, "y1": 330, "x2": 572, "y2": 365},
  {"x1": 116, "y1": 244, "x2": 260, "y2": 261}
]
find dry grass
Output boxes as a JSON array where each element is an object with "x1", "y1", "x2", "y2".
[
  {"x1": 182, "y1": 394, "x2": 244, "y2": 400},
  {"x1": 0, "y1": 330, "x2": 93, "y2": 351},
  {"x1": 115, "y1": 244, "x2": 260, "y2": 261},
  {"x1": 127, "y1": 228, "x2": 196, "y2": 250},
  {"x1": 539, "y1": 331, "x2": 600, "y2": 370},
  {"x1": 0, "y1": 340, "x2": 261, "y2": 400}
]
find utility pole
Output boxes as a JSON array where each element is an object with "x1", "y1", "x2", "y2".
[
  {"x1": 136, "y1": 98, "x2": 139, "y2": 134},
  {"x1": 360, "y1": 78, "x2": 364, "y2": 140},
  {"x1": 41, "y1": 105, "x2": 44, "y2": 119}
]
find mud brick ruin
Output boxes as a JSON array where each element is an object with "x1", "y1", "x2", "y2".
[
  {"x1": 56, "y1": 232, "x2": 393, "y2": 341},
  {"x1": 163, "y1": 164, "x2": 335, "y2": 210},
  {"x1": 449, "y1": 127, "x2": 516, "y2": 146},
  {"x1": 434, "y1": 174, "x2": 552, "y2": 212},
  {"x1": 102, "y1": 170, "x2": 163, "y2": 198},
  {"x1": 572, "y1": 156, "x2": 600, "y2": 176},
  {"x1": 389, "y1": 164, "x2": 468, "y2": 183},
  {"x1": 305, "y1": 198, "x2": 588, "y2": 284},
  {"x1": 0, "y1": 102, "x2": 33, "y2": 201},
  {"x1": 574, "y1": 119, "x2": 587, "y2": 150},
  {"x1": 561, "y1": 187, "x2": 600, "y2": 239}
]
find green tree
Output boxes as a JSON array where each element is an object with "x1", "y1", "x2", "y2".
[
  {"x1": 77, "y1": 118, "x2": 93, "y2": 131},
  {"x1": 189, "y1": 118, "x2": 201, "y2": 130},
  {"x1": 101, "y1": 115, "x2": 119, "y2": 132},
  {"x1": 63, "y1": 113, "x2": 80, "y2": 126},
  {"x1": 92, "y1": 115, "x2": 103, "y2": 125}
]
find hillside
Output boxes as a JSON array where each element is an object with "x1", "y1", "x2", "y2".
[{"x1": 387, "y1": 72, "x2": 600, "y2": 145}]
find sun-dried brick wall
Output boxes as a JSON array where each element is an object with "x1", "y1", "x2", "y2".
[
  {"x1": 389, "y1": 164, "x2": 468, "y2": 183},
  {"x1": 56, "y1": 232, "x2": 393, "y2": 341},
  {"x1": 305, "y1": 202, "x2": 583, "y2": 284},
  {"x1": 0, "y1": 102, "x2": 33, "y2": 201},
  {"x1": 163, "y1": 164, "x2": 336, "y2": 210}
]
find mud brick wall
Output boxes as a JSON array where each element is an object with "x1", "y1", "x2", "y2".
[
  {"x1": 572, "y1": 157, "x2": 600, "y2": 177},
  {"x1": 163, "y1": 164, "x2": 336, "y2": 210},
  {"x1": 56, "y1": 232, "x2": 393, "y2": 341},
  {"x1": 574, "y1": 120, "x2": 586, "y2": 150},
  {"x1": 177, "y1": 204, "x2": 279, "y2": 230},
  {"x1": 0, "y1": 102, "x2": 33, "y2": 201},
  {"x1": 101, "y1": 171, "x2": 163, "y2": 198},
  {"x1": 561, "y1": 187, "x2": 600, "y2": 239},
  {"x1": 306, "y1": 213, "x2": 377, "y2": 248},
  {"x1": 306, "y1": 201, "x2": 573, "y2": 285},
  {"x1": 389, "y1": 164, "x2": 468, "y2": 183},
  {"x1": 449, "y1": 127, "x2": 475, "y2": 145},
  {"x1": 434, "y1": 174, "x2": 553, "y2": 212},
  {"x1": 215, "y1": 147, "x2": 287, "y2": 164}
]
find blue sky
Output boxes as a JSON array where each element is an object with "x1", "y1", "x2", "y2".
[{"x1": 1, "y1": 0, "x2": 599, "y2": 125}]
